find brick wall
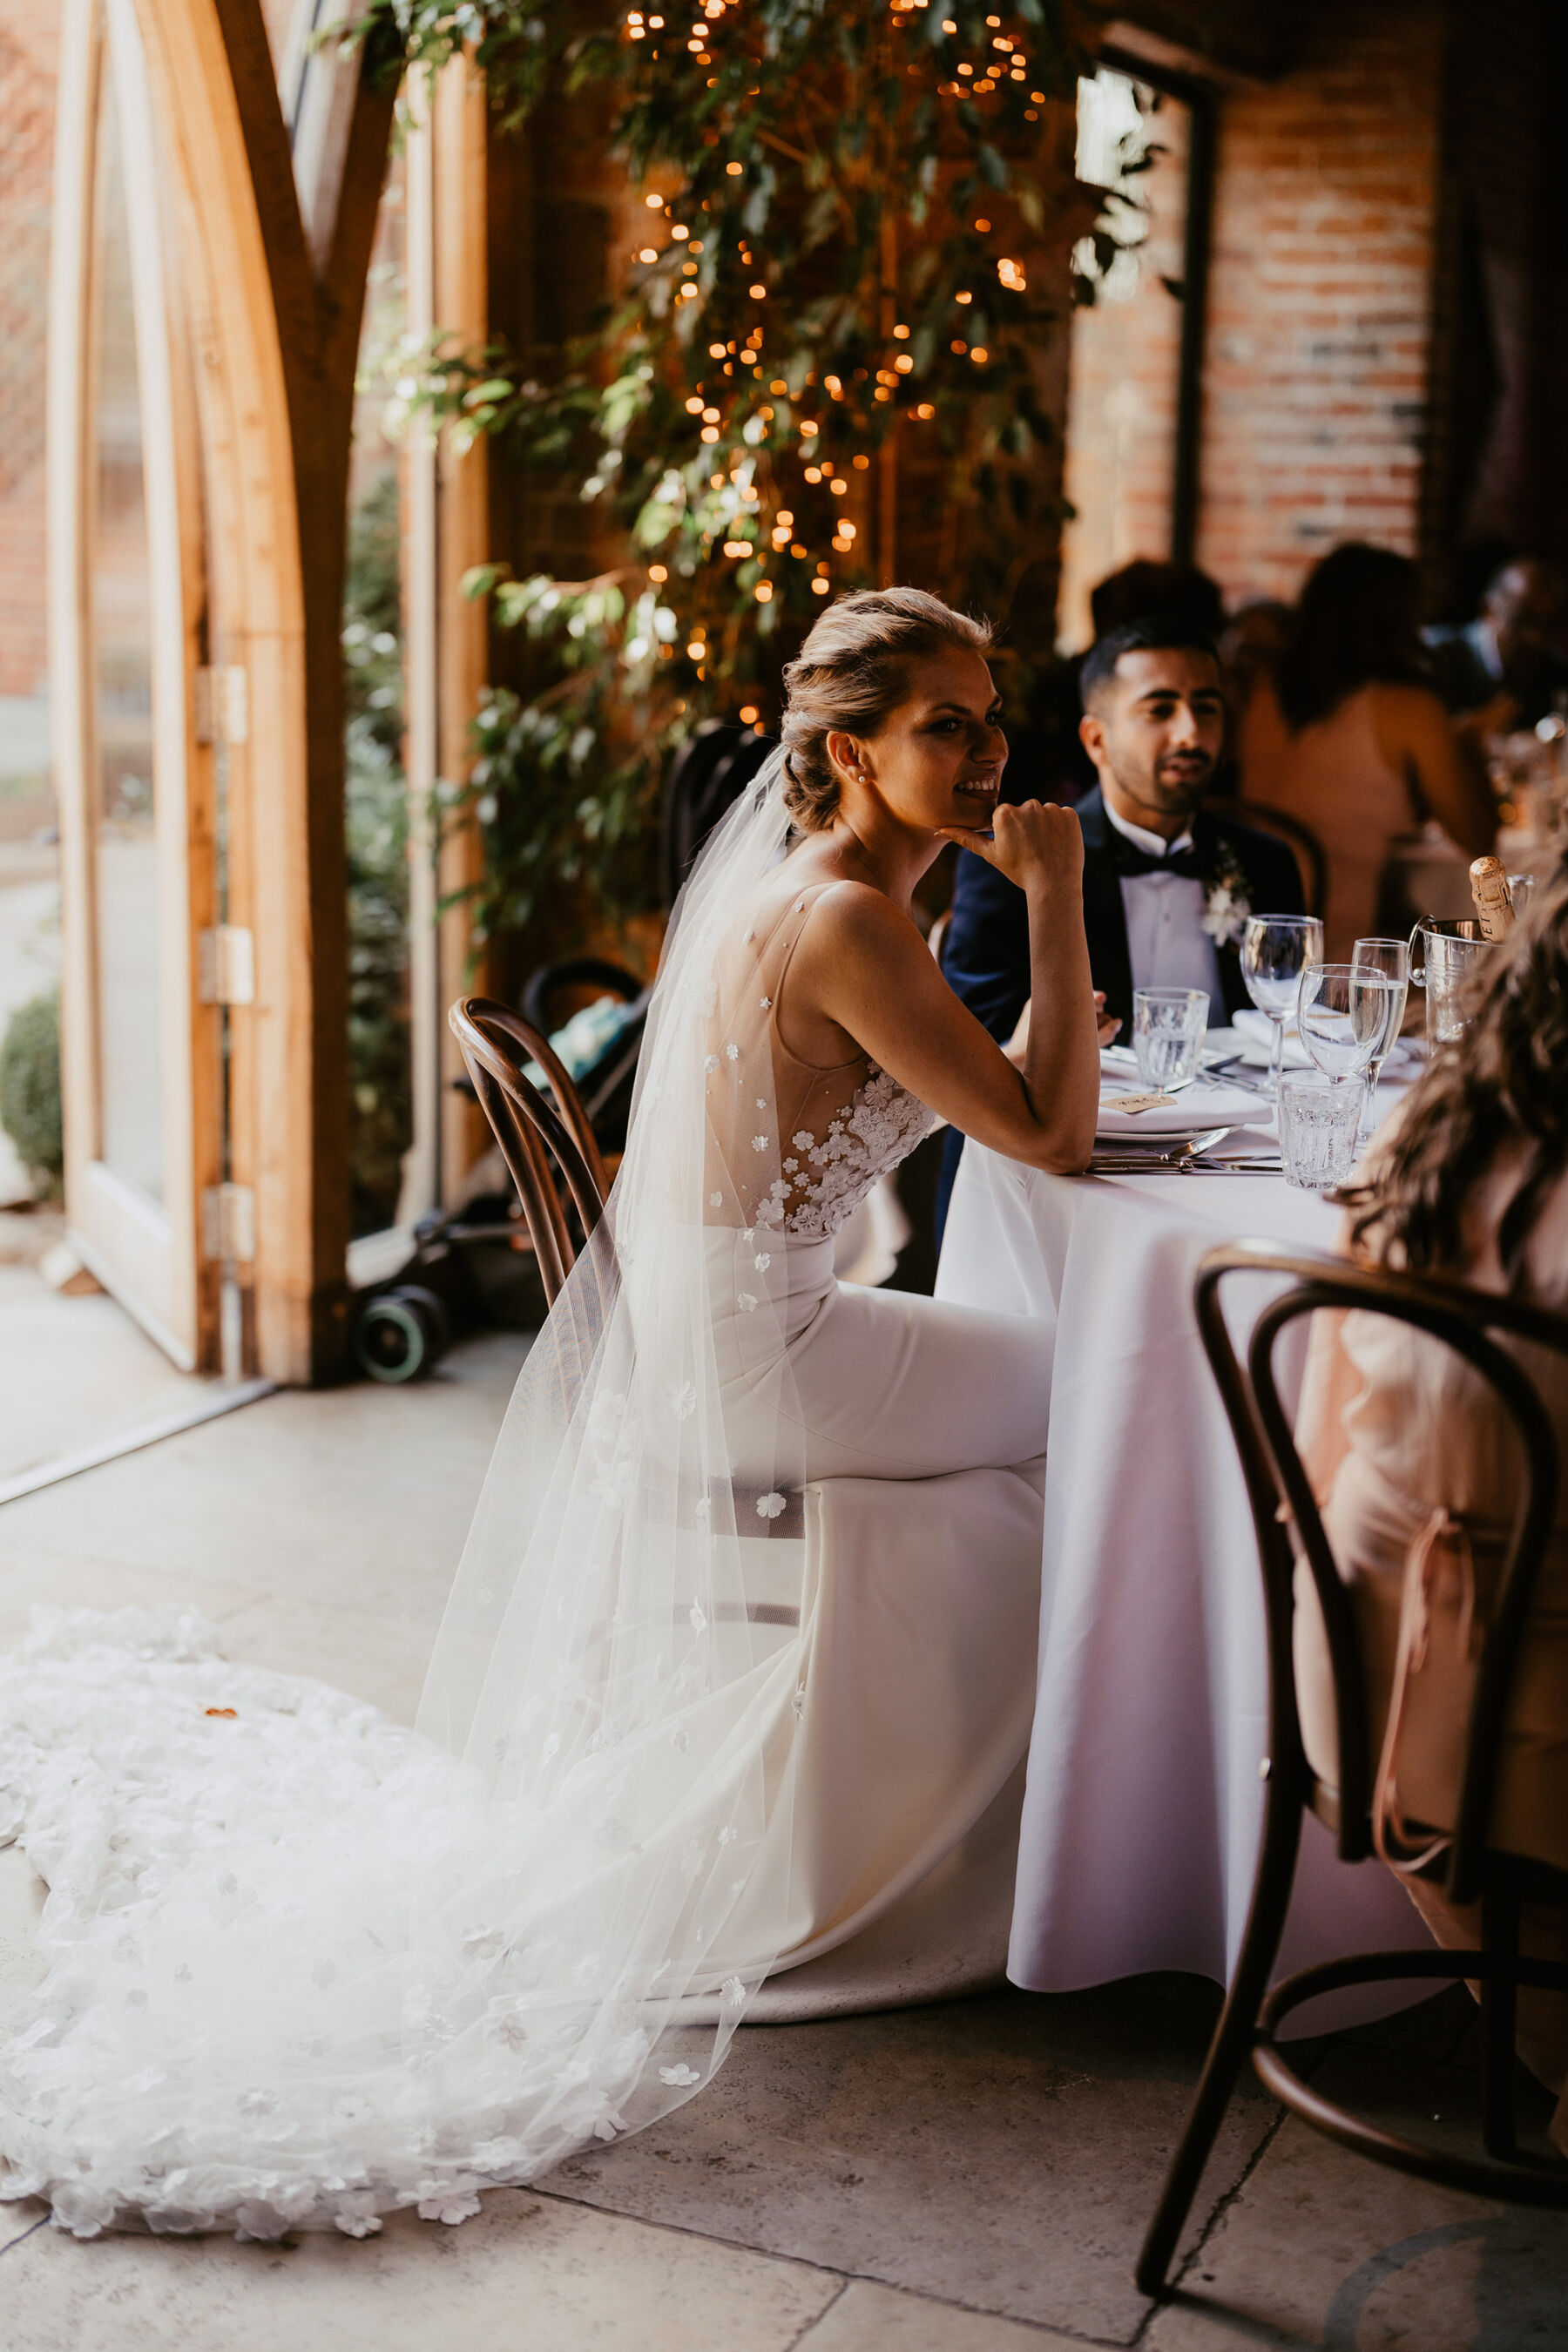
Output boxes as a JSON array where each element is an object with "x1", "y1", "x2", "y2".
[
  {"x1": 0, "y1": 0, "x2": 57, "y2": 707},
  {"x1": 1194, "y1": 0, "x2": 1448, "y2": 606}
]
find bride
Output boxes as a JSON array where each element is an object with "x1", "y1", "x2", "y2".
[{"x1": 0, "y1": 588, "x2": 1099, "y2": 2240}]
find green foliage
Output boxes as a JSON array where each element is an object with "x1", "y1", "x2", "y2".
[
  {"x1": 0, "y1": 990, "x2": 63, "y2": 1196},
  {"x1": 343, "y1": 470, "x2": 414, "y2": 1237},
  {"x1": 348, "y1": 0, "x2": 1094, "y2": 950}
]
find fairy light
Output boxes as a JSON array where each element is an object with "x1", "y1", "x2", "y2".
[
  {"x1": 970, "y1": 346, "x2": 989, "y2": 364},
  {"x1": 811, "y1": 578, "x2": 830, "y2": 594},
  {"x1": 754, "y1": 582, "x2": 772, "y2": 602},
  {"x1": 740, "y1": 705, "x2": 760, "y2": 723},
  {"x1": 997, "y1": 256, "x2": 1025, "y2": 292}
]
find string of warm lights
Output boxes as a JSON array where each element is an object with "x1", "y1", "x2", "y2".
[{"x1": 359, "y1": 0, "x2": 1073, "y2": 946}]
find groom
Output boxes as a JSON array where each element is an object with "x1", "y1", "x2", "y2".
[{"x1": 936, "y1": 618, "x2": 1305, "y2": 1231}]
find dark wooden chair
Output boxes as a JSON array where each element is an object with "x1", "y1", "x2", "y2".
[
  {"x1": 1233, "y1": 800, "x2": 1328, "y2": 921},
  {"x1": 1138, "y1": 1240, "x2": 1568, "y2": 2299},
  {"x1": 448, "y1": 997, "x2": 610, "y2": 1310},
  {"x1": 449, "y1": 996, "x2": 804, "y2": 1589}
]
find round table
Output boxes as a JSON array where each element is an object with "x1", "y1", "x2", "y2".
[{"x1": 936, "y1": 1143, "x2": 1425, "y2": 2029}]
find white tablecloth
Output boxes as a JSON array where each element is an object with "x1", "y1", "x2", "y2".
[{"x1": 936, "y1": 1146, "x2": 1423, "y2": 2026}]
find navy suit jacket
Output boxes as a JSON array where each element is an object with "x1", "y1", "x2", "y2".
[{"x1": 934, "y1": 785, "x2": 1305, "y2": 1236}]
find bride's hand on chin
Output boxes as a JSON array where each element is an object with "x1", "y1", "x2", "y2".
[{"x1": 936, "y1": 799, "x2": 1085, "y2": 897}]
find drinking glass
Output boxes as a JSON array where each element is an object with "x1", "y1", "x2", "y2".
[
  {"x1": 1132, "y1": 987, "x2": 1209, "y2": 1093},
  {"x1": 1297, "y1": 962, "x2": 1399, "y2": 1086},
  {"x1": 1240, "y1": 914, "x2": 1324, "y2": 1094},
  {"x1": 1277, "y1": 1071, "x2": 1362, "y2": 1191},
  {"x1": 1350, "y1": 936, "x2": 1410, "y2": 1146}
]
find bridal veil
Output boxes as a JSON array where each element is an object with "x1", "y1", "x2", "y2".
[{"x1": 0, "y1": 753, "x2": 828, "y2": 2238}]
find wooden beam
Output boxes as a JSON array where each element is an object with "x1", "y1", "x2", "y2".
[{"x1": 134, "y1": 0, "x2": 395, "y2": 1379}]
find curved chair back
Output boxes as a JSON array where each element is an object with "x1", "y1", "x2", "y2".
[
  {"x1": 1196, "y1": 1240, "x2": 1567, "y2": 1906},
  {"x1": 449, "y1": 997, "x2": 611, "y2": 1309},
  {"x1": 1232, "y1": 801, "x2": 1328, "y2": 921}
]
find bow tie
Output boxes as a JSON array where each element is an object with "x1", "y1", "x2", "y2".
[{"x1": 1107, "y1": 831, "x2": 1206, "y2": 882}]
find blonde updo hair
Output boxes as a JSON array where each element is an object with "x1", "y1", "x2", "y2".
[{"x1": 779, "y1": 588, "x2": 994, "y2": 831}]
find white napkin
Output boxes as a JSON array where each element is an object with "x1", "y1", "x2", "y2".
[
  {"x1": 1228, "y1": 1009, "x2": 1313, "y2": 1069},
  {"x1": 1097, "y1": 1079, "x2": 1275, "y2": 1136},
  {"x1": 1224, "y1": 1010, "x2": 1419, "y2": 1075}
]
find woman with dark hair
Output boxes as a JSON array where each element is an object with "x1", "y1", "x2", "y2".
[
  {"x1": 1238, "y1": 542, "x2": 1497, "y2": 956},
  {"x1": 1294, "y1": 858, "x2": 1568, "y2": 2152}
]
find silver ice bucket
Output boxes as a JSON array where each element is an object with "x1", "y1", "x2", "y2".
[{"x1": 1408, "y1": 916, "x2": 1492, "y2": 1048}]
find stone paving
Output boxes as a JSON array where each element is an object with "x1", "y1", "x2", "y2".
[{"x1": 0, "y1": 1288, "x2": 1559, "y2": 2349}]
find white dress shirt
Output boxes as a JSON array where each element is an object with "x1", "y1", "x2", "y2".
[{"x1": 1103, "y1": 799, "x2": 1225, "y2": 1011}]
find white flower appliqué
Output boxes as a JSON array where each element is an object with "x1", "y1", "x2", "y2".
[
  {"x1": 664, "y1": 1382, "x2": 698, "y2": 1423},
  {"x1": 751, "y1": 1134, "x2": 768, "y2": 1152},
  {"x1": 755, "y1": 1490, "x2": 787, "y2": 1520},
  {"x1": 659, "y1": 2063, "x2": 702, "y2": 2087}
]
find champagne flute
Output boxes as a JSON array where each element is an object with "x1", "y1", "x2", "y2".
[
  {"x1": 1350, "y1": 936, "x2": 1410, "y2": 1146},
  {"x1": 1240, "y1": 914, "x2": 1324, "y2": 1096}
]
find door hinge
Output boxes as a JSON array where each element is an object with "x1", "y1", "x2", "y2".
[
  {"x1": 194, "y1": 665, "x2": 249, "y2": 746},
  {"x1": 202, "y1": 1182, "x2": 256, "y2": 1264},
  {"x1": 198, "y1": 925, "x2": 255, "y2": 1006}
]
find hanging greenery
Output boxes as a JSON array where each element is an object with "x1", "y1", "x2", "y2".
[{"x1": 348, "y1": 0, "x2": 1093, "y2": 952}]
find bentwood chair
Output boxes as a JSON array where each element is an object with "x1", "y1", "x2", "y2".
[
  {"x1": 449, "y1": 997, "x2": 807, "y2": 1589},
  {"x1": 1232, "y1": 801, "x2": 1328, "y2": 921},
  {"x1": 449, "y1": 997, "x2": 610, "y2": 1309},
  {"x1": 1138, "y1": 1241, "x2": 1568, "y2": 2299}
]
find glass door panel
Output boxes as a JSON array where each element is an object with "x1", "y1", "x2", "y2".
[{"x1": 90, "y1": 60, "x2": 164, "y2": 1204}]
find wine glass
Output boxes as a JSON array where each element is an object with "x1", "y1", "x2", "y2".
[
  {"x1": 1240, "y1": 914, "x2": 1324, "y2": 1095},
  {"x1": 1297, "y1": 964, "x2": 1400, "y2": 1101},
  {"x1": 1350, "y1": 936, "x2": 1410, "y2": 1146}
]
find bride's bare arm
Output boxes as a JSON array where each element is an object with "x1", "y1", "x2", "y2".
[{"x1": 787, "y1": 801, "x2": 1100, "y2": 1173}]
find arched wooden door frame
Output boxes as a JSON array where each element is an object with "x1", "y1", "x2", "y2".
[{"x1": 65, "y1": 0, "x2": 395, "y2": 1381}]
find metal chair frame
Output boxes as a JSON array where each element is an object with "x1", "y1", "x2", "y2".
[
  {"x1": 1138, "y1": 1240, "x2": 1568, "y2": 2298},
  {"x1": 448, "y1": 997, "x2": 610, "y2": 1308}
]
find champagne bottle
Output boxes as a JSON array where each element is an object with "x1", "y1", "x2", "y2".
[{"x1": 1470, "y1": 856, "x2": 1515, "y2": 941}]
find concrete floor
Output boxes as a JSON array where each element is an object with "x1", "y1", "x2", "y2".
[{"x1": 0, "y1": 1303, "x2": 1562, "y2": 2349}]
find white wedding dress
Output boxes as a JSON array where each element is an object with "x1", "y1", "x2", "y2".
[{"x1": 0, "y1": 758, "x2": 1050, "y2": 2240}]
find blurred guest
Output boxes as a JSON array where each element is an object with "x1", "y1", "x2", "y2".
[
  {"x1": 936, "y1": 621, "x2": 1301, "y2": 1233},
  {"x1": 1298, "y1": 860, "x2": 1568, "y2": 2154},
  {"x1": 1425, "y1": 555, "x2": 1568, "y2": 729},
  {"x1": 1219, "y1": 598, "x2": 1292, "y2": 733},
  {"x1": 1238, "y1": 543, "x2": 1496, "y2": 960},
  {"x1": 1090, "y1": 558, "x2": 1226, "y2": 642}
]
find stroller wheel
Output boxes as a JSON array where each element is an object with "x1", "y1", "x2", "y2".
[{"x1": 353, "y1": 1285, "x2": 450, "y2": 1383}]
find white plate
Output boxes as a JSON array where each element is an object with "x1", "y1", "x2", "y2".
[{"x1": 1097, "y1": 1080, "x2": 1274, "y2": 1137}]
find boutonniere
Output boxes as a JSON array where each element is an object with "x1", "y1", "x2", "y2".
[{"x1": 1200, "y1": 841, "x2": 1252, "y2": 948}]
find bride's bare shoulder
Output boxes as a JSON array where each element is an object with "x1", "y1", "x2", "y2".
[{"x1": 793, "y1": 877, "x2": 925, "y2": 976}]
